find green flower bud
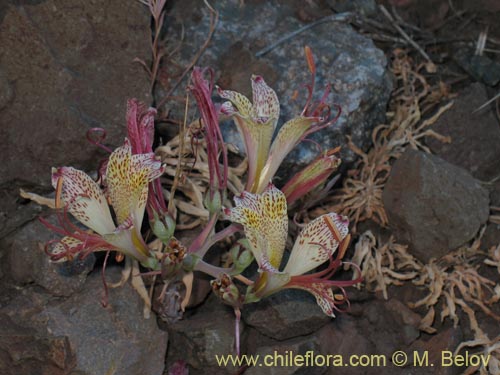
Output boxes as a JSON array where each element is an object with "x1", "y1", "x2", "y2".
[{"x1": 152, "y1": 214, "x2": 176, "y2": 243}]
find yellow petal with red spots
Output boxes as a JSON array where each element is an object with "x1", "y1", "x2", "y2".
[
  {"x1": 228, "y1": 184, "x2": 288, "y2": 269},
  {"x1": 51, "y1": 167, "x2": 115, "y2": 235},
  {"x1": 284, "y1": 213, "x2": 349, "y2": 276}
]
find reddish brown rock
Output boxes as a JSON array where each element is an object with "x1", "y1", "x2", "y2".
[
  {"x1": 427, "y1": 83, "x2": 500, "y2": 181},
  {"x1": 0, "y1": 1, "x2": 150, "y2": 188},
  {"x1": 382, "y1": 149, "x2": 490, "y2": 262}
]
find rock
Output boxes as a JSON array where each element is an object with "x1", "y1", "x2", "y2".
[
  {"x1": 427, "y1": 83, "x2": 500, "y2": 181},
  {"x1": 328, "y1": 0, "x2": 378, "y2": 17},
  {"x1": 0, "y1": 311, "x2": 76, "y2": 375},
  {"x1": 483, "y1": 181, "x2": 500, "y2": 249},
  {"x1": 242, "y1": 289, "x2": 331, "y2": 341},
  {"x1": 0, "y1": 1, "x2": 151, "y2": 187},
  {"x1": 0, "y1": 268, "x2": 168, "y2": 375},
  {"x1": 166, "y1": 0, "x2": 392, "y2": 175},
  {"x1": 0, "y1": 185, "x2": 43, "y2": 240},
  {"x1": 454, "y1": 48, "x2": 500, "y2": 86},
  {"x1": 2, "y1": 217, "x2": 94, "y2": 297},
  {"x1": 409, "y1": 327, "x2": 463, "y2": 374},
  {"x1": 382, "y1": 149, "x2": 490, "y2": 262},
  {"x1": 165, "y1": 295, "x2": 242, "y2": 374},
  {"x1": 245, "y1": 334, "x2": 324, "y2": 375}
]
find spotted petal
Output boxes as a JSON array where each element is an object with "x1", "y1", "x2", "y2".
[
  {"x1": 218, "y1": 78, "x2": 279, "y2": 192},
  {"x1": 106, "y1": 139, "x2": 164, "y2": 228},
  {"x1": 256, "y1": 116, "x2": 321, "y2": 193},
  {"x1": 284, "y1": 213, "x2": 349, "y2": 276},
  {"x1": 51, "y1": 167, "x2": 115, "y2": 235},
  {"x1": 291, "y1": 284, "x2": 338, "y2": 317},
  {"x1": 49, "y1": 236, "x2": 84, "y2": 262},
  {"x1": 251, "y1": 75, "x2": 279, "y2": 121},
  {"x1": 227, "y1": 184, "x2": 288, "y2": 269},
  {"x1": 218, "y1": 89, "x2": 253, "y2": 118}
]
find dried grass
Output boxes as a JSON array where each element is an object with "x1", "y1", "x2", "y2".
[
  {"x1": 350, "y1": 227, "x2": 500, "y2": 373},
  {"x1": 317, "y1": 49, "x2": 452, "y2": 231},
  {"x1": 156, "y1": 121, "x2": 246, "y2": 228}
]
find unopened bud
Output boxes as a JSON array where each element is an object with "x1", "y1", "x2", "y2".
[
  {"x1": 204, "y1": 189, "x2": 223, "y2": 214},
  {"x1": 152, "y1": 214, "x2": 176, "y2": 243},
  {"x1": 230, "y1": 239, "x2": 254, "y2": 273}
]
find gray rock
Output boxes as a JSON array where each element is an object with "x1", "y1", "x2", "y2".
[
  {"x1": 0, "y1": 268, "x2": 168, "y2": 375},
  {"x1": 245, "y1": 334, "x2": 324, "y2": 375},
  {"x1": 242, "y1": 289, "x2": 331, "y2": 341},
  {"x1": 382, "y1": 149, "x2": 490, "y2": 262},
  {"x1": 2, "y1": 217, "x2": 94, "y2": 297},
  {"x1": 0, "y1": 311, "x2": 77, "y2": 375},
  {"x1": 454, "y1": 48, "x2": 500, "y2": 86},
  {"x1": 0, "y1": 0, "x2": 151, "y2": 187},
  {"x1": 427, "y1": 83, "x2": 500, "y2": 181},
  {"x1": 165, "y1": 295, "x2": 242, "y2": 374},
  {"x1": 165, "y1": 0, "x2": 391, "y2": 176},
  {"x1": 44, "y1": 268, "x2": 168, "y2": 375}
]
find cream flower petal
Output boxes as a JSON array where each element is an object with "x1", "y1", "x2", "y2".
[
  {"x1": 291, "y1": 284, "x2": 337, "y2": 317},
  {"x1": 250, "y1": 75, "x2": 280, "y2": 121},
  {"x1": 49, "y1": 236, "x2": 84, "y2": 263},
  {"x1": 256, "y1": 116, "x2": 320, "y2": 193},
  {"x1": 228, "y1": 184, "x2": 288, "y2": 269},
  {"x1": 284, "y1": 213, "x2": 349, "y2": 276},
  {"x1": 102, "y1": 226, "x2": 150, "y2": 264},
  {"x1": 218, "y1": 88, "x2": 253, "y2": 117},
  {"x1": 52, "y1": 167, "x2": 115, "y2": 235},
  {"x1": 106, "y1": 139, "x2": 164, "y2": 228}
]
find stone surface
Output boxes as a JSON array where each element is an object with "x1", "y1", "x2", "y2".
[
  {"x1": 0, "y1": 268, "x2": 168, "y2": 375},
  {"x1": 245, "y1": 334, "x2": 325, "y2": 375},
  {"x1": 483, "y1": 181, "x2": 500, "y2": 249},
  {"x1": 454, "y1": 48, "x2": 500, "y2": 86},
  {"x1": 427, "y1": 83, "x2": 500, "y2": 181},
  {"x1": 409, "y1": 327, "x2": 463, "y2": 374},
  {"x1": 0, "y1": 0, "x2": 151, "y2": 187},
  {"x1": 382, "y1": 149, "x2": 490, "y2": 262},
  {"x1": 165, "y1": 294, "x2": 242, "y2": 374},
  {"x1": 165, "y1": 0, "x2": 392, "y2": 176},
  {"x1": 0, "y1": 311, "x2": 77, "y2": 375},
  {"x1": 1, "y1": 216, "x2": 94, "y2": 297},
  {"x1": 242, "y1": 289, "x2": 331, "y2": 341}
]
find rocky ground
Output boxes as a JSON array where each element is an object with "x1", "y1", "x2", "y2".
[{"x1": 1, "y1": 0, "x2": 500, "y2": 374}]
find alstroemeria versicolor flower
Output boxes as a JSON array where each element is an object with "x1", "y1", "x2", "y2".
[
  {"x1": 44, "y1": 139, "x2": 164, "y2": 267},
  {"x1": 226, "y1": 184, "x2": 359, "y2": 316},
  {"x1": 218, "y1": 76, "x2": 328, "y2": 195}
]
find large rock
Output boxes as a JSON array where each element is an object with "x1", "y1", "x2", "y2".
[
  {"x1": 427, "y1": 83, "x2": 500, "y2": 181},
  {"x1": 245, "y1": 334, "x2": 324, "y2": 375},
  {"x1": 165, "y1": 295, "x2": 243, "y2": 374},
  {"x1": 165, "y1": 0, "x2": 392, "y2": 174},
  {"x1": 0, "y1": 0, "x2": 151, "y2": 188},
  {"x1": 382, "y1": 149, "x2": 490, "y2": 262},
  {"x1": 0, "y1": 268, "x2": 168, "y2": 375},
  {"x1": 1, "y1": 216, "x2": 94, "y2": 297},
  {"x1": 242, "y1": 289, "x2": 331, "y2": 341}
]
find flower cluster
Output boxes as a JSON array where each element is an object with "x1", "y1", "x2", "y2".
[{"x1": 41, "y1": 50, "x2": 361, "y2": 338}]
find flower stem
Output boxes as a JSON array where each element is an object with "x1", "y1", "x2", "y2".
[{"x1": 194, "y1": 223, "x2": 242, "y2": 259}]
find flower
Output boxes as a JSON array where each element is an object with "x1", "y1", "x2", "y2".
[
  {"x1": 126, "y1": 99, "x2": 171, "y2": 221},
  {"x1": 43, "y1": 139, "x2": 164, "y2": 268},
  {"x1": 218, "y1": 76, "x2": 326, "y2": 194},
  {"x1": 225, "y1": 184, "x2": 360, "y2": 316},
  {"x1": 189, "y1": 67, "x2": 228, "y2": 209}
]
